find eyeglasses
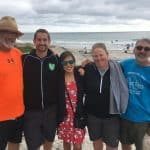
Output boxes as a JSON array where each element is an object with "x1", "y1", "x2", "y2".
[
  {"x1": 136, "y1": 46, "x2": 150, "y2": 52},
  {"x1": 61, "y1": 60, "x2": 75, "y2": 66}
]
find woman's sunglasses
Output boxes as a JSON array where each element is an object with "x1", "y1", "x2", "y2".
[
  {"x1": 61, "y1": 60, "x2": 75, "y2": 66},
  {"x1": 136, "y1": 46, "x2": 150, "y2": 52}
]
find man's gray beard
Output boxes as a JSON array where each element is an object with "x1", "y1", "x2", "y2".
[{"x1": 2, "y1": 41, "x2": 15, "y2": 50}]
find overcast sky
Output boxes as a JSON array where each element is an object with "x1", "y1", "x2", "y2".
[{"x1": 0, "y1": 0, "x2": 150, "y2": 32}]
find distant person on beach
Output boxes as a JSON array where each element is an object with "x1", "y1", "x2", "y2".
[
  {"x1": 124, "y1": 43, "x2": 130, "y2": 53},
  {"x1": 0, "y1": 16, "x2": 24, "y2": 150},
  {"x1": 57, "y1": 51, "x2": 86, "y2": 150},
  {"x1": 82, "y1": 43, "x2": 128, "y2": 150},
  {"x1": 120, "y1": 38, "x2": 150, "y2": 150},
  {"x1": 22, "y1": 29, "x2": 64, "y2": 150},
  {"x1": 84, "y1": 47, "x2": 87, "y2": 54}
]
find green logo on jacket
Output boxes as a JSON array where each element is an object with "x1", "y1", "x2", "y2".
[{"x1": 48, "y1": 63, "x2": 55, "y2": 71}]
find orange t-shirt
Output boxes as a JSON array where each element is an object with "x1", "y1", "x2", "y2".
[{"x1": 0, "y1": 48, "x2": 24, "y2": 121}]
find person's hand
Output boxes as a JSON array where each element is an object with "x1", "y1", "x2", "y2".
[
  {"x1": 81, "y1": 58, "x2": 92, "y2": 67},
  {"x1": 50, "y1": 48, "x2": 58, "y2": 55},
  {"x1": 78, "y1": 68, "x2": 85, "y2": 76}
]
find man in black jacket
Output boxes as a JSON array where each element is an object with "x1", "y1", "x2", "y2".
[{"x1": 22, "y1": 29, "x2": 65, "y2": 150}]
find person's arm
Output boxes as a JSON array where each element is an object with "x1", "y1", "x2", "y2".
[
  {"x1": 56, "y1": 56, "x2": 66, "y2": 126},
  {"x1": 49, "y1": 48, "x2": 58, "y2": 55},
  {"x1": 77, "y1": 66, "x2": 85, "y2": 76},
  {"x1": 81, "y1": 58, "x2": 92, "y2": 67},
  {"x1": 74, "y1": 69, "x2": 87, "y2": 128}
]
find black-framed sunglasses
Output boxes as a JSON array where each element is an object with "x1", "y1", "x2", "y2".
[
  {"x1": 61, "y1": 60, "x2": 75, "y2": 66},
  {"x1": 135, "y1": 46, "x2": 150, "y2": 52}
]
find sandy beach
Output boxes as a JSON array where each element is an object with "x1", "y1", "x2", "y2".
[
  {"x1": 16, "y1": 45, "x2": 149, "y2": 150},
  {"x1": 52, "y1": 45, "x2": 135, "y2": 63}
]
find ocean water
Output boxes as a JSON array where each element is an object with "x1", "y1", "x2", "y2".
[{"x1": 19, "y1": 31, "x2": 150, "y2": 50}]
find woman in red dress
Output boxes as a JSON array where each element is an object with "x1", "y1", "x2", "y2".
[{"x1": 58, "y1": 51, "x2": 86, "y2": 150}]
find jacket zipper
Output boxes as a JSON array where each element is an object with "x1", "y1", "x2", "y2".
[
  {"x1": 99, "y1": 76, "x2": 103, "y2": 94},
  {"x1": 41, "y1": 60, "x2": 44, "y2": 109},
  {"x1": 98, "y1": 68, "x2": 108, "y2": 94}
]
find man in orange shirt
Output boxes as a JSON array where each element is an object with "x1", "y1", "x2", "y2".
[{"x1": 0, "y1": 16, "x2": 24, "y2": 150}]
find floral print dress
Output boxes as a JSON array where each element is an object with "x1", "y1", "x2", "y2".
[{"x1": 58, "y1": 81, "x2": 85, "y2": 144}]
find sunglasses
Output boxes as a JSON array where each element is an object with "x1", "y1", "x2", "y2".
[
  {"x1": 61, "y1": 60, "x2": 75, "y2": 66},
  {"x1": 136, "y1": 46, "x2": 150, "y2": 52}
]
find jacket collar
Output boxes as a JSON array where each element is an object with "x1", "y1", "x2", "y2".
[{"x1": 30, "y1": 49, "x2": 53, "y2": 57}]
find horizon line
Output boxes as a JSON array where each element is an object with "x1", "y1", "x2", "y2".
[{"x1": 23, "y1": 30, "x2": 150, "y2": 33}]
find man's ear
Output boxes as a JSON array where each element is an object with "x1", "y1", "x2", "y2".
[
  {"x1": 33, "y1": 39, "x2": 35, "y2": 45},
  {"x1": 49, "y1": 39, "x2": 51, "y2": 45},
  {"x1": 133, "y1": 48, "x2": 136, "y2": 54}
]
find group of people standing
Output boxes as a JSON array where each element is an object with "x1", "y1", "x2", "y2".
[{"x1": 0, "y1": 15, "x2": 150, "y2": 150}]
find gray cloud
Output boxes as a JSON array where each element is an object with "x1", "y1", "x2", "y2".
[{"x1": 0, "y1": 0, "x2": 150, "y2": 31}]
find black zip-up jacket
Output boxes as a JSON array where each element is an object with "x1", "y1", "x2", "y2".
[
  {"x1": 22, "y1": 49, "x2": 64, "y2": 112},
  {"x1": 84, "y1": 63, "x2": 111, "y2": 118}
]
